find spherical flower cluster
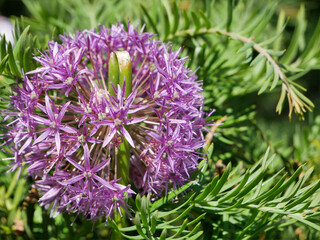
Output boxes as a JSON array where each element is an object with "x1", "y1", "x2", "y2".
[{"x1": 2, "y1": 24, "x2": 208, "y2": 221}]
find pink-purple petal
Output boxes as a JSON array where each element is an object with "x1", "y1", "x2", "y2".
[
  {"x1": 102, "y1": 128, "x2": 117, "y2": 147},
  {"x1": 83, "y1": 143, "x2": 90, "y2": 170},
  {"x1": 55, "y1": 132, "x2": 61, "y2": 153},
  {"x1": 66, "y1": 142, "x2": 81, "y2": 156},
  {"x1": 60, "y1": 125, "x2": 77, "y2": 134},
  {"x1": 65, "y1": 157, "x2": 85, "y2": 172},
  {"x1": 30, "y1": 115, "x2": 51, "y2": 125},
  {"x1": 92, "y1": 174, "x2": 116, "y2": 190},
  {"x1": 91, "y1": 158, "x2": 110, "y2": 173},
  {"x1": 57, "y1": 101, "x2": 71, "y2": 123},
  {"x1": 119, "y1": 126, "x2": 135, "y2": 148},
  {"x1": 45, "y1": 95, "x2": 55, "y2": 120},
  {"x1": 34, "y1": 129, "x2": 52, "y2": 145},
  {"x1": 60, "y1": 174, "x2": 84, "y2": 186}
]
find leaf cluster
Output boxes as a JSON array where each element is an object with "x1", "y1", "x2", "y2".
[
  {"x1": 140, "y1": 0, "x2": 320, "y2": 119},
  {"x1": 107, "y1": 148, "x2": 320, "y2": 239}
]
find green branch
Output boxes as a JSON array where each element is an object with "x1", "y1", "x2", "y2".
[{"x1": 168, "y1": 28, "x2": 314, "y2": 119}]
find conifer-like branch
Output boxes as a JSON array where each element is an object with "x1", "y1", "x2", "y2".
[{"x1": 168, "y1": 28, "x2": 314, "y2": 118}]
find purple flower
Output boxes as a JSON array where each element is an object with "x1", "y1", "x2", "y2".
[{"x1": 1, "y1": 23, "x2": 209, "y2": 221}]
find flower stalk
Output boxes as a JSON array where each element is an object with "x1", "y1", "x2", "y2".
[
  {"x1": 108, "y1": 52, "x2": 119, "y2": 96},
  {"x1": 108, "y1": 51, "x2": 132, "y2": 186},
  {"x1": 116, "y1": 51, "x2": 132, "y2": 98}
]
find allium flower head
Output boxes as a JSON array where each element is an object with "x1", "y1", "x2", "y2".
[{"x1": 2, "y1": 23, "x2": 208, "y2": 221}]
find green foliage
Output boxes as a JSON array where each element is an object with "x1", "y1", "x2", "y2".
[
  {"x1": 19, "y1": 0, "x2": 141, "y2": 40},
  {"x1": 0, "y1": 24, "x2": 39, "y2": 101},
  {"x1": 193, "y1": 149, "x2": 320, "y2": 239},
  {"x1": 140, "y1": 0, "x2": 320, "y2": 119},
  {"x1": 108, "y1": 149, "x2": 320, "y2": 239},
  {"x1": 1, "y1": 0, "x2": 320, "y2": 239}
]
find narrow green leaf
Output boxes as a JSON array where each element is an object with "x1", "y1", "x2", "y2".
[
  {"x1": 217, "y1": 135, "x2": 234, "y2": 145},
  {"x1": 7, "y1": 42, "x2": 21, "y2": 77},
  {"x1": 291, "y1": 85, "x2": 314, "y2": 109},
  {"x1": 291, "y1": 201, "x2": 311, "y2": 213},
  {"x1": 270, "y1": 68, "x2": 279, "y2": 90},
  {"x1": 22, "y1": 210, "x2": 35, "y2": 240},
  {"x1": 250, "y1": 54, "x2": 264, "y2": 67},
  {"x1": 109, "y1": 217, "x2": 144, "y2": 240},
  {"x1": 140, "y1": 196, "x2": 149, "y2": 231},
  {"x1": 267, "y1": 49, "x2": 286, "y2": 57},
  {"x1": 186, "y1": 222, "x2": 203, "y2": 239},
  {"x1": 174, "y1": 222, "x2": 202, "y2": 240},
  {"x1": 0, "y1": 34, "x2": 6, "y2": 59},
  {"x1": 220, "y1": 197, "x2": 244, "y2": 211},
  {"x1": 249, "y1": 171, "x2": 287, "y2": 204},
  {"x1": 198, "y1": 10, "x2": 211, "y2": 29},
  {"x1": 183, "y1": 10, "x2": 190, "y2": 30},
  {"x1": 5, "y1": 171, "x2": 20, "y2": 198},
  {"x1": 226, "y1": 0, "x2": 233, "y2": 31},
  {"x1": 160, "y1": 4, "x2": 170, "y2": 40},
  {"x1": 265, "y1": 165, "x2": 303, "y2": 202},
  {"x1": 186, "y1": 213, "x2": 206, "y2": 227},
  {"x1": 273, "y1": 10, "x2": 287, "y2": 51},
  {"x1": 13, "y1": 25, "x2": 30, "y2": 62},
  {"x1": 218, "y1": 170, "x2": 250, "y2": 203},
  {"x1": 168, "y1": 218, "x2": 188, "y2": 239},
  {"x1": 191, "y1": 11, "x2": 201, "y2": 33},
  {"x1": 13, "y1": 179, "x2": 26, "y2": 208},
  {"x1": 283, "y1": 167, "x2": 314, "y2": 201},
  {"x1": 301, "y1": 18, "x2": 320, "y2": 60},
  {"x1": 135, "y1": 212, "x2": 148, "y2": 240},
  {"x1": 236, "y1": 169, "x2": 267, "y2": 199},
  {"x1": 283, "y1": 64, "x2": 304, "y2": 74},
  {"x1": 171, "y1": 0, "x2": 179, "y2": 34},
  {"x1": 140, "y1": 3, "x2": 159, "y2": 34},
  {"x1": 258, "y1": 80, "x2": 271, "y2": 95},
  {"x1": 136, "y1": 194, "x2": 142, "y2": 212},
  {"x1": 0, "y1": 54, "x2": 9, "y2": 74},
  {"x1": 259, "y1": 16, "x2": 288, "y2": 47},
  {"x1": 198, "y1": 43, "x2": 206, "y2": 67},
  {"x1": 205, "y1": 162, "x2": 232, "y2": 200},
  {"x1": 195, "y1": 175, "x2": 219, "y2": 202},
  {"x1": 281, "y1": 5, "x2": 306, "y2": 64},
  {"x1": 150, "y1": 211, "x2": 158, "y2": 234},
  {"x1": 265, "y1": 63, "x2": 274, "y2": 80},
  {"x1": 236, "y1": 209, "x2": 259, "y2": 239},
  {"x1": 160, "y1": 228, "x2": 167, "y2": 240},
  {"x1": 310, "y1": 191, "x2": 320, "y2": 207},
  {"x1": 251, "y1": 3, "x2": 277, "y2": 38},
  {"x1": 146, "y1": 193, "x2": 151, "y2": 207},
  {"x1": 22, "y1": 47, "x2": 34, "y2": 72},
  {"x1": 238, "y1": 41, "x2": 255, "y2": 53},
  {"x1": 150, "y1": 181, "x2": 195, "y2": 212},
  {"x1": 276, "y1": 85, "x2": 286, "y2": 114},
  {"x1": 290, "y1": 214, "x2": 320, "y2": 232},
  {"x1": 186, "y1": 230, "x2": 204, "y2": 240},
  {"x1": 8, "y1": 208, "x2": 17, "y2": 226},
  {"x1": 243, "y1": 48, "x2": 253, "y2": 64},
  {"x1": 206, "y1": 144, "x2": 214, "y2": 161},
  {"x1": 285, "y1": 180, "x2": 320, "y2": 210},
  {"x1": 158, "y1": 193, "x2": 195, "y2": 219},
  {"x1": 160, "y1": 204, "x2": 194, "y2": 227}
]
